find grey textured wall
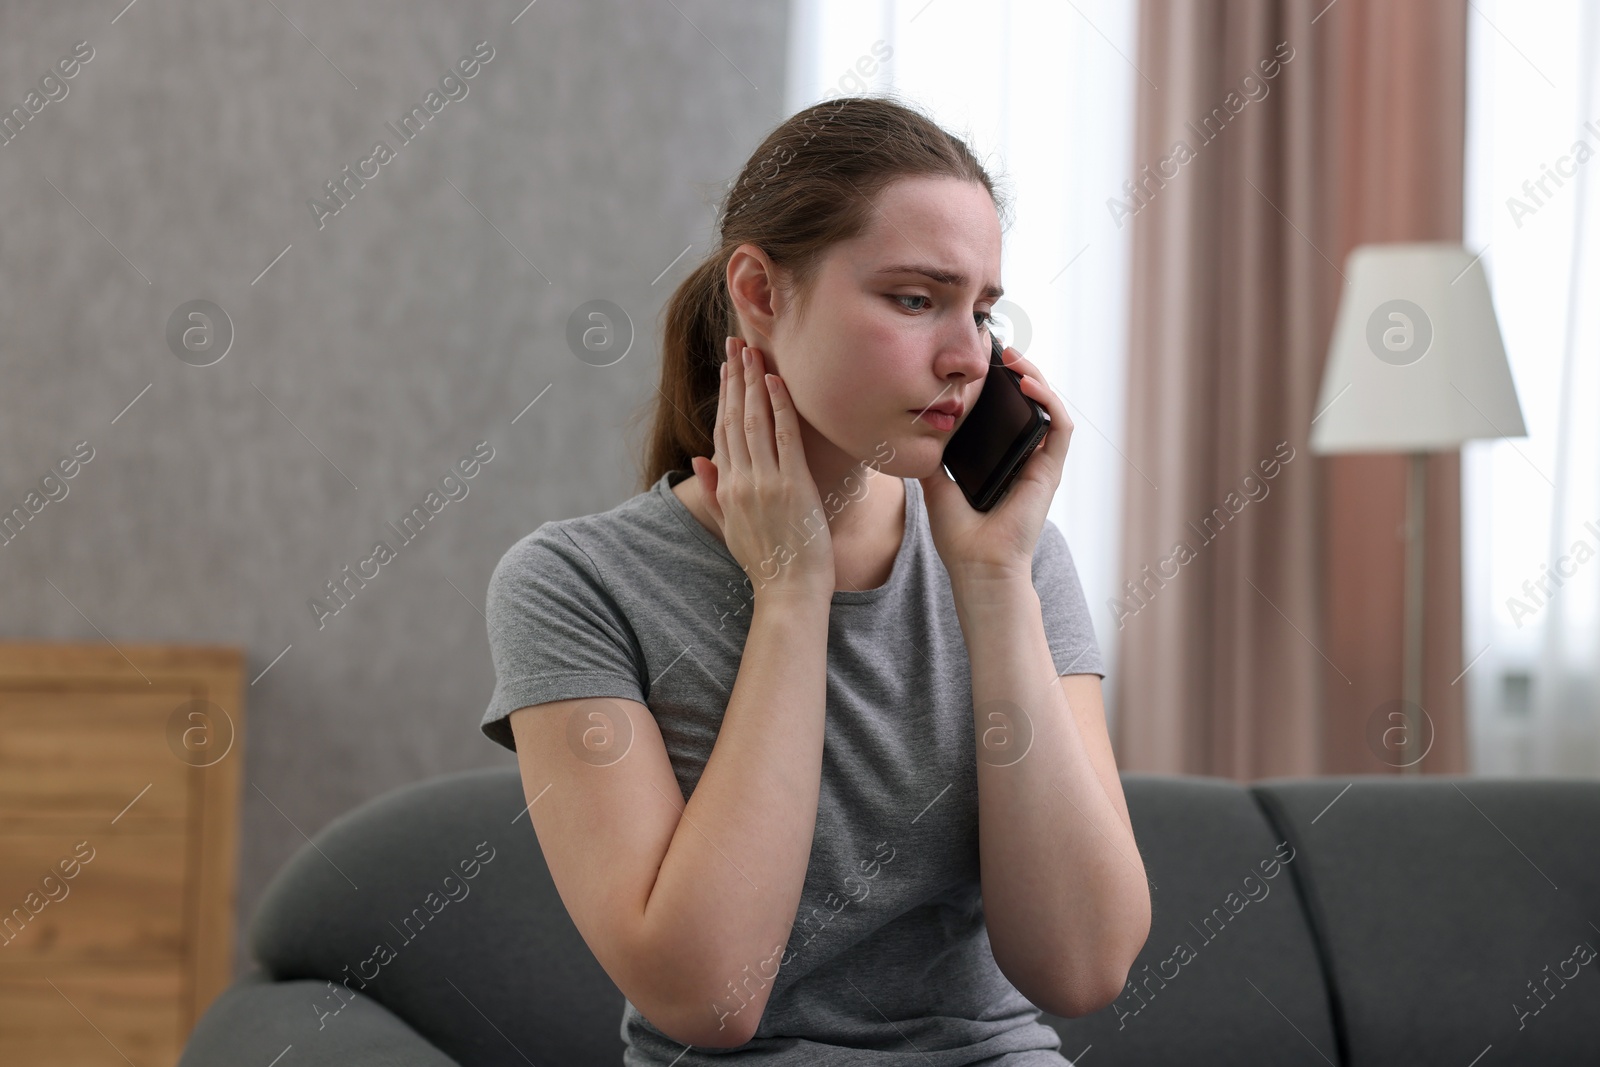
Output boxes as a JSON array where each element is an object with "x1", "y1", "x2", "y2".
[{"x1": 0, "y1": 0, "x2": 789, "y2": 976}]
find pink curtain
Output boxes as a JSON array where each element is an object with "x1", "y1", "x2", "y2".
[{"x1": 1114, "y1": 0, "x2": 1469, "y2": 779}]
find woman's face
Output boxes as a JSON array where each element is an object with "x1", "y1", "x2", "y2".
[{"x1": 740, "y1": 175, "x2": 1002, "y2": 483}]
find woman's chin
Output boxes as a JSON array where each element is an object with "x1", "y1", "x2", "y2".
[{"x1": 859, "y1": 439, "x2": 946, "y2": 482}]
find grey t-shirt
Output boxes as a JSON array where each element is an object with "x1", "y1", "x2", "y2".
[{"x1": 481, "y1": 468, "x2": 1107, "y2": 1065}]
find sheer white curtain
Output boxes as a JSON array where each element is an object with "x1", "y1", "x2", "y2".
[
  {"x1": 785, "y1": 0, "x2": 1139, "y2": 716},
  {"x1": 1463, "y1": 0, "x2": 1600, "y2": 775}
]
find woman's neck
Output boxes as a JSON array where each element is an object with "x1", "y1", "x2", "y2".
[{"x1": 672, "y1": 465, "x2": 905, "y2": 592}]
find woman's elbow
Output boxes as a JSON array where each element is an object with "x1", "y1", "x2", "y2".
[
  {"x1": 1036, "y1": 955, "x2": 1138, "y2": 1019},
  {"x1": 644, "y1": 996, "x2": 760, "y2": 1050},
  {"x1": 1039, "y1": 920, "x2": 1152, "y2": 1018},
  {"x1": 1031, "y1": 971, "x2": 1120, "y2": 1020}
]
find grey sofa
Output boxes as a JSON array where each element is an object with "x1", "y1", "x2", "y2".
[{"x1": 178, "y1": 768, "x2": 1600, "y2": 1066}]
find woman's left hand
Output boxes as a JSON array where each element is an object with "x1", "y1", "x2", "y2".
[{"x1": 917, "y1": 346, "x2": 1075, "y2": 588}]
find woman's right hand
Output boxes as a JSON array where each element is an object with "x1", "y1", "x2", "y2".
[{"x1": 689, "y1": 336, "x2": 836, "y2": 604}]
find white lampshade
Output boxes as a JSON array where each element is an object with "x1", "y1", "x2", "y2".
[{"x1": 1310, "y1": 242, "x2": 1527, "y2": 454}]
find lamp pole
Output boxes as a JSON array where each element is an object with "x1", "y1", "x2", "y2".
[{"x1": 1401, "y1": 451, "x2": 1427, "y2": 774}]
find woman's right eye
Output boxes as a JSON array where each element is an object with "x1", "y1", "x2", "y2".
[{"x1": 893, "y1": 294, "x2": 931, "y2": 312}]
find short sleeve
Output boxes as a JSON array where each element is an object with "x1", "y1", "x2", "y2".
[
  {"x1": 480, "y1": 525, "x2": 647, "y2": 753},
  {"x1": 1032, "y1": 518, "x2": 1107, "y2": 678}
]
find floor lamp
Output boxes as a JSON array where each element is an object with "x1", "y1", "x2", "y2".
[{"x1": 1310, "y1": 243, "x2": 1527, "y2": 774}]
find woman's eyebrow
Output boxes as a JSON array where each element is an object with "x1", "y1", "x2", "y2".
[{"x1": 872, "y1": 263, "x2": 1003, "y2": 300}]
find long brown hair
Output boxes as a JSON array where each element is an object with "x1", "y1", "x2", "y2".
[{"x1": 630, "y1": 93, "x2": 1011, "y2": 493}]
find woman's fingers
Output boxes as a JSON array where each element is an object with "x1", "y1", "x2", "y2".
[
  {"x1": 1003, "y1": 347, "x2": 1052, "y2": 401},
  {"x1": 1001, "y1": 345, "x2": 1042, "y2": 382},
  {"x1": 704, "y1": 337, "x2": 834, "y2": 596},
  {"x1": 708, "y1": 343, "x2": 732, "y2": 518},
  {"x1": 742, "y1": 345, "x2": 779, "y2": 471},
  {"x1": 723, "y1": 339, "x2": 752, "y2": 478},
  {"x1": 764, "y1": 368, "x2": 802, "y2": 473},
  {"x1": 1004, "y1": 347, "x2": 1074, "y2": 459},
  {"x1": 699, "y1": 362, "x2": 725, "y2": 527},
  {"x1": 712, "y1": 348, "x2": 728, "y2": 470}
]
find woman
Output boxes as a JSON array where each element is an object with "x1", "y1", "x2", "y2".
[{"x1": 480, "y1": 94, "x2": 1150, "y2": 1065}]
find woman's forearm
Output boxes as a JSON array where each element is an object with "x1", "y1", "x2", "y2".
[
  {"x1": 953, "y1": 576, "x2": 1151, "y2": 1018},
  {"x1": 641, "y1": 592, "x2": 832, "y2": 1045}
]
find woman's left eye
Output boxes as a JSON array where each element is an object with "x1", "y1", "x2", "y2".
[{"x1": 894, "y1": 294, "x2": 994, "y2": 329}]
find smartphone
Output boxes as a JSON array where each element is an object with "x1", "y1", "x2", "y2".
[{"x1": 940, "y1": 333, "x2": 1051, "y2": 512}]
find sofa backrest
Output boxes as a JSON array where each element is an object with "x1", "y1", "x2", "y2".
[
  {"x1": 1252, "y1": 776, "x2": 1600, "y2": 1066},
  {"x1": 1047, "y1": 772, "x2": 1340, "y2": 1064}
]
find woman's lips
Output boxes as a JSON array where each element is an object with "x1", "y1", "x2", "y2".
[{"x1": 913, "y1": 409, "x2": 957, "y2": 431}]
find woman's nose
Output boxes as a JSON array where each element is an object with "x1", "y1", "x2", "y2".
[{"x1": 952, "y1": 335, "x2": 991, "y2": 384}]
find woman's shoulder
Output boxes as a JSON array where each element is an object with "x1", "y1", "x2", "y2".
[{"x1": 490, "y1": 475, "x2": 700, "y2": 589}]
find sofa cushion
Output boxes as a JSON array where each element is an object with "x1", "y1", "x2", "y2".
[
  {"x1": 248, "y1": 767, "x2": 626, "y2": 1065},
  {"x1": 1046, "y1": 773, "x2": 1340, "y2": 1065},
  {"x1": 1252, "y1": 776, "x2": 1600, "y2": 1067},
  {"x1": 178, "y1": 972, "x2": 460, "y2": 1066}
]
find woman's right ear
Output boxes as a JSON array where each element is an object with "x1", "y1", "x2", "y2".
[
  {"x1": 691, "y1": 454, "x2": 715, "y2": 494},
  {"x1": 690, "y1": 456, "x2": 723, "y2": 525}
]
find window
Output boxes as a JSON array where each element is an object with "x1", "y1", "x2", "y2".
[{"x1": 1462, "y1": 0, "x2": 1600, "y2": 774}]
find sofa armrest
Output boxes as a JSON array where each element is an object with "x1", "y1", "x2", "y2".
[{"x1": 180, "y1": 971, "x2": 461, "y2": 1067}]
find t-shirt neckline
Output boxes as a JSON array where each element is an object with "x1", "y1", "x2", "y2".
[{"x1": 655, "y1": 468, "x2": 919, "y2": 605}]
